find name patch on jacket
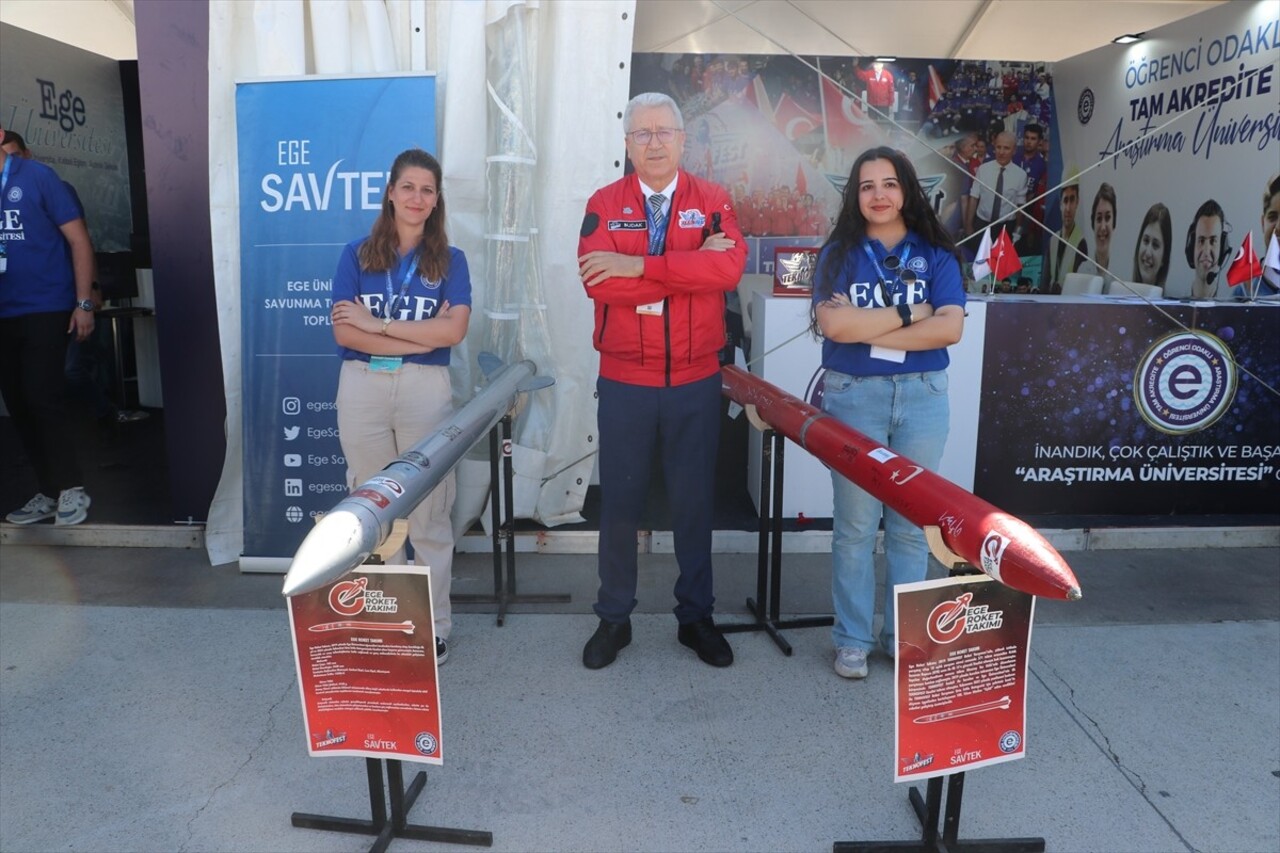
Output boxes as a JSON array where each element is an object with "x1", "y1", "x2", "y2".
[
  {"x1": 677, "y1": 208, "x2": 707, "y2": 228},
  {"x1": 608, "y1": 219, "x2": 648, "y2": 231}
]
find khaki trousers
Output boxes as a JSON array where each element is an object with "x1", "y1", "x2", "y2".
[{"x1": 337, "y1": 360, "x2": 455, "y2": 640}]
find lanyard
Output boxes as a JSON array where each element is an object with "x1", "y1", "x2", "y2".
[
  {"x1": 382, "y1": 249, "x2": 421, "y2": 320},
  {"x1": 861, "y1": 241, "x2": 911, "y2": 305},
  {"x1": 0, "y1": 156, "x2": 10, "y2": 214}
]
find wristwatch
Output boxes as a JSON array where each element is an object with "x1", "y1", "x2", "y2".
[
  {"x1": 76, "y1": 299, "x2": 94, "y2": 312},
  {"x1": 896, "y1": 303, "x2": 913, "y2": 327},
  {"x1": 380, "y1": 316, "x2": 392, "y2": 335}
]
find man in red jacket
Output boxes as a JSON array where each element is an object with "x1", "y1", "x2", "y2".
[{"x1": 577, "y1": 92, "x2": 747, "y2": 670}]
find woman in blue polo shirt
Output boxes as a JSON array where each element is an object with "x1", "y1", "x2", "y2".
[
  {"x1": 330, "y1": 148, "x2": 470, "y2": 665},
  {"x1": 810, "y1": 146, "x2": 966, "y2": 680}
]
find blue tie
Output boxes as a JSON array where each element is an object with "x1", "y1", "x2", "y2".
[{"x1": 648, "y1": 193, "x2": 667, "y2": 255}]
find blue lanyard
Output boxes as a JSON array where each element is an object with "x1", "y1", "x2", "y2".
[
  {"x1": 382, "y1": 249, "x2": 421, "y2": 320},
  {"x1": 0, "y1": 157, "x2": 11, "y2": 214},
  {"x1": 861, "y1": 241, "x2": 911, "y2": 305}
]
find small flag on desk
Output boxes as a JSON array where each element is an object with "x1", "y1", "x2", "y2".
[
  {"x1": 1225, "y1": 231, "x2": 1261, "y2": 288},
  {"x1": 971, "y1": 226, "x2": 994, "y2": 281},
  {"x1": 1261, "y1": 233, "x2": 1280, "y2": 296},
  {"x1": 990, "y1": 227, "x2": 1023, "y2": 282}
]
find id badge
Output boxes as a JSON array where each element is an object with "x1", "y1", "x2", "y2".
[
  {"x1": 869, "y1": 345, "x2": 906, "y2": 363},
  {"x1": 369, "y1": 356, "x2": 403, "y2": 372},
  {"x1": 636, "y1": 300, "x2": 664, "y2": 316}
]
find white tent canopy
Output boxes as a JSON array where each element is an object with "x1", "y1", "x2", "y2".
[
  {"x1": 631, "y1": 0, "x2": 1226, "y2": 63},
  {"x1": 1, "y1": 0, "x2": 1227, "y2": 63}
]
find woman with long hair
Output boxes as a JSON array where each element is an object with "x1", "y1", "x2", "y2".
[
  {"x1": 1084, "y1": 182, "x2": 1117, "y2": 282},
  {"x1": 329, "y1": 148, "x2": 471, "y2": 665},
  {"x1": 1132, "y1": 202, "x2": 1172, "y2": 288},
  {"x1": 809, "y1": 146, "x2": 966, "y2": 680}
]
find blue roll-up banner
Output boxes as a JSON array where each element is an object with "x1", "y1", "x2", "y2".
[{"x1": 235, "y1": 74, "x2": 436, "y2": 566}]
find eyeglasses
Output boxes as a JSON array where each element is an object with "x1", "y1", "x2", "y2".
[{"x1": 627, "y1": 127, "x2": 681, "y2": 145}]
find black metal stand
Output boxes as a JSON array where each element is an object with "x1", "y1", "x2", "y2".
[
  {"x1": 833, "y1": 772, "x2": 1044, "y2": 852},
  {"x1": 98, "y1": 305, "x2": 153, "y2": 409},
  {"x1": 291, "y1": 757, "x2": 492, "y2": 852},
  {"x1": 453, "y1": 416, "x2": 570, "y2": 625},
  {"x1": 720, "y1": 428, "x2": 833, "y2": 654}
]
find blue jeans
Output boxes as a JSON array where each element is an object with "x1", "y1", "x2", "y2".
[{"x1": 821, "y1": 369, "x2": 950, "y2": 651}]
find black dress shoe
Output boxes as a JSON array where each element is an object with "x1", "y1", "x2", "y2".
[
  {"x1": 583, "y1": 618, "x2": 632, "y2": 669},
  {"x1": 677, "y1": 617, "x2": 733, "y2": 667}
]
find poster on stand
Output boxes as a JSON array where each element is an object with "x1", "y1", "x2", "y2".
[
  {"x1": 287, "y1": 564, "x2": 442, "y2": 764},
  {"x1": 894, "y1": 575, "x2": 1034, "y2": 783},
  {"x1": 235, "y1": 74, "x2": 436, "y2": 564}
]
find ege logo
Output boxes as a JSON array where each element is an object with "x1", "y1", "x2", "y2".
[{"x1": 1133, "y1": 331, "x2": 1236, "y2": 434}]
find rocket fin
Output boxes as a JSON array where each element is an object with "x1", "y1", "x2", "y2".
[
  {"x1": 517, "y1": 376, "x2": 555, "y2": 392},
  {"x1": 478, "y1": 352, "x2": 503, "y2": 378}
]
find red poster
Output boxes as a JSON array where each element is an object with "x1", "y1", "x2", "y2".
[
  {"x1": 287, "y1": 565, "x2": 442, "y2": 764},
  {"x1": 893, "y1": 575, "x2": 1034, "y2": 782}
]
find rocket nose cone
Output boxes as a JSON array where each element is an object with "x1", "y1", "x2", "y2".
[{"x1": 281, "y1": 510, "x2": 371, "y2": 597}]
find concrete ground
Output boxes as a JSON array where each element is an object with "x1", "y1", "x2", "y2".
[{"x1": 0, "y1": 542, "x2": 1277, "y2": 852}]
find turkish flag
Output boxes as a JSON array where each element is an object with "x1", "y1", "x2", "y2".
[
  {"x1": 1225, "y1": 231, "x2": 1261, "y2": 286},
  {"x1": 820, "y1": 74, "x2": 873, "y2": 150},
  {"x1": 774, "y1": 93, "x2": 821, "y2": 141},
  {"x1": 990, "y1": 227, "x2": 1023, "y2": 281},
  {"x1": 796, "y1": 162, "x2": 807, "y2": 196}
]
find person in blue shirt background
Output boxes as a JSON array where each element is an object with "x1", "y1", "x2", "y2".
[
  {"x1": 0, "y1": 120, "x2": 97, "y2": 526},
  {"x1": 2, "y1": 130, "x2": 150, "y2": 427},
  {"x1": 810, "y1": 145, "x2": 966, "y2": 680},
  {"x1": 329, "y1": 148, "x2": 471, "y2": 665}
]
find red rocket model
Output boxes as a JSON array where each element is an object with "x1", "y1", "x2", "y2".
[{"x1": 722, "y1": 366, "x2": 1082, "y2": 601}]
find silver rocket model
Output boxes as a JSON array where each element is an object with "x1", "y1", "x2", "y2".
[{"x1": 281, "y1": 354, "x2": 554, "y2": 597}]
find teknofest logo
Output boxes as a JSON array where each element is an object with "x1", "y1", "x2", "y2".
[{"x1": 1133, "y1": 331, "x2": 1237, "y2": 435}]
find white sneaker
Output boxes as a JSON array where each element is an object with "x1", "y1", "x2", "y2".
[
  {"x1": 834, "y1": 646, "x2": 868, "y2": 679},
  {"x1": 435, "y1": 638, "x2": 449, "y2": 666},
  {"x1": 55, "y1": 487, "x2": 91, "y2": 526},
  {"x1": 6, "y1": 493, "x2": 56, "y2": 524}
]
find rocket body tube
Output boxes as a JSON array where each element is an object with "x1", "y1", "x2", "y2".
[
  {"x1": 282, "y1": 356, "x2": 553, "y2": 597},
  {"x1": 722, "y1": 365, "x2": 1081, "y2": 601}
]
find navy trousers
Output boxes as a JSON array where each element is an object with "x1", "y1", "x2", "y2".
[{"x1": 594, "y1": 372, "x2": 722, "y2": 624}]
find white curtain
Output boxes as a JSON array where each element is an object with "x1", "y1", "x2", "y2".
[{"x1": 205, "y1": 0, "x2": 635, "y2": 565}]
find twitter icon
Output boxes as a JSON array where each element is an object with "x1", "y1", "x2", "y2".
[{"x1": 284, "y1": 425, "x2": 300, "y2": 441}]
